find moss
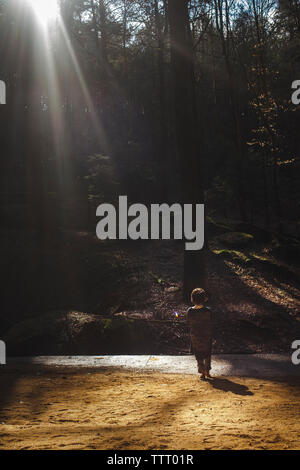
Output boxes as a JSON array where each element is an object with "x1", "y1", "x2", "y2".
[
  {"x1": 212, "y1": 249, "x2": 251, "y2": 263},
  {"x1": 101, "y1": 318, "x2": 113, "y2": 330},
  {"x1": 250, "y1": 253, "x2": 272, "y2": 263}
]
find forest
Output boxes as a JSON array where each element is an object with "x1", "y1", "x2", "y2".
[{"x1": 0, "y1": 0, "x2": 300, "y2": 356}]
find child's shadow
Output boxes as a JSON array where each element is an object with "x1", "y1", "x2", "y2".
[{"x1": 208, "y1": 377, "x2": 254, "y2": 396}]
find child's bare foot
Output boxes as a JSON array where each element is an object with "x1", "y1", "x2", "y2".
[{"x1": 200, "y1": 374, "x2": 206, "y2": 381}]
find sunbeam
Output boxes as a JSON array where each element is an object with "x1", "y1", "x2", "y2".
[{"x1": 27, "y1": 0, "x2": 59, "y2": 28}]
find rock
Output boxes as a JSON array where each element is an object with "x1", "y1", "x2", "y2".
[
  {"x1": 4, "y1": 310, "x2": 156, "y2": 356},
  {"x1": 217, "y1": 231, "x2": 254, "y2": 247},
  {"x1": 206, "y1": 217, "x2": 233, "y2": 236},
  {"x1": 165, "y1": 286, "x2": 180, "y2": 293}
]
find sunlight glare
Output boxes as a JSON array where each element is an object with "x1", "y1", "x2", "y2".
[{"x1": 27, "y1": 0, "x2": 59, "y2": 27}]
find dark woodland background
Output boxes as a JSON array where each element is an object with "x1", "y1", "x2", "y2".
[{"x1": 0, "y1": 0, "x2": 300, "y2": 356}]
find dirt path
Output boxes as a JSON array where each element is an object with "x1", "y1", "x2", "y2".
[
  {"x1": 7, "y1": 354, "x2": 300, "y2": 377},
  {"x1": 0, "y1": 366, "x2": 300, "y2": 450}
]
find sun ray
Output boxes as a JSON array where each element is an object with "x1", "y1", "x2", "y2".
[
  {"x1": 27, "y1": 0, "x2": 59, "y2": 28},
  {"x1": 57, "y1": 15, "x2": 110, "y2": 152},
  {"x1": 25, "y1": 0, "x2": 110, "y2": 186}
]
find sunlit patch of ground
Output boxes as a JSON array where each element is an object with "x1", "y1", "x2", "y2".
[
  {"x1": 0, "y1": 366, "x2": 299, "y2": 450},
  {"x1": 2, "y1": 230, "x2": 300, "y2": 354},
  {"x1": 224, "y1": 258, "x2": 300, "y2": 315}
]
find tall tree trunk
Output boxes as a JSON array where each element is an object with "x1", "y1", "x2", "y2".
[
  {"x1": 214, "y1": 0, "x2": 247, "y2": 221},
  {"x1": 154, "y1": 0, "x2": 168, "y2": 200},
  {"x1": 169, "y1": 0, "x2": 206, "y2": 300},
  {"x1": 99, "y1": 0, "x2": 109, "y2": 82},
  {"x1": 90, "y1": 0, "x2": 109, "y2": 82}
]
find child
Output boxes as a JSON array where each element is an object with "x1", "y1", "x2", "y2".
[{"x1": 187, "y1": 288, "x2": 212, "y2": 380}]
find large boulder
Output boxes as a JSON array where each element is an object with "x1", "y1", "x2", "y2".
[
  {"x1": 217, "y1": 231, "x2": 254, "y2": 247},
  {"x1": 233, "y1": 223, "x2": 272, "y2": 243},
  {"x1": 4, "y1": 311, "x2": 155, "y2": 356}
]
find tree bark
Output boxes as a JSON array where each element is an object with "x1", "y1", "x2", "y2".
[
  {"x1": 169, "y1": 0, "x2": 206, "y2": 300},
  {"x1": 214, "y1": 0, "x2": 247, "y2": 221}
]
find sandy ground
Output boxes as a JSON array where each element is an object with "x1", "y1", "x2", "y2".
[{"x1": 0, "y1": 366, "x2": 300, "y2": 450}]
